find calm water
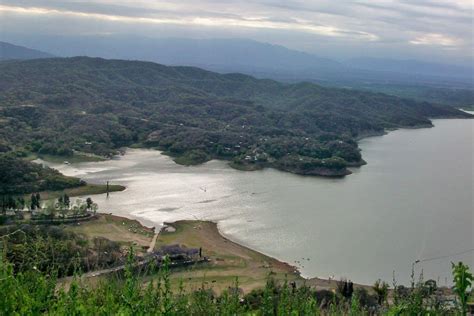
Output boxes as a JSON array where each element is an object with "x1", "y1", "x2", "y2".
[{"x1": 45, "y1": 117, "x2": 473, "y2": 285}]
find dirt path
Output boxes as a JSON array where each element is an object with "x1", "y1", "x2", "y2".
[{"x1": 148, "y1": 232, "x2": 159, "y2": 253}]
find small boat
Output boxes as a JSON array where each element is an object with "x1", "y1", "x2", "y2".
[{"x1": 63, "y1": 161, "x2": 70, "y2": 165}]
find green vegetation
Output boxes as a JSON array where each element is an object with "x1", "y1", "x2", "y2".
[
  {"x1": 65, "y1": 214, "x2": 154, "y2": 251},
  {"x1": 1, "y1": 194, "x2": 95, "y2": 223},
  {"x1": 152, "y1": 221, "x2": 299, "y2": 294},
  {"x1": 373, "y1": 279, "x2": 389, "y2": 305},
  {"x1": 0, "y1": 151, "x2": 123, "y2": 209},
  {"x1": 31, "y1": 152, "x2": 107, "y2": 163},
  {"x1": 34, "y1": 183, "x2": 125, "y2": 201},
  {"x1": 171, "y1": 149, "x2": 211, "y2": 166},
  {"x1": 340, "y1": 83, "x2": 474, "y2": 109},
  {"x1": 1, "y1": 217, "x2": 472, "y2": 314},
  {"x1": 452, "y1": 262, "x2": 473, "y2": 315},
  {"x1": 0, "y1": 211, "x2": 154, "y2": 277},
  {"x1": 0, "y1": 224, "x2": 123, "y2": 278},
  {"x1": 0, "y1": 239, "x2": 472, "y2": 315},
  {"x1": 1, "y1": 146, "x2": 123, "y2": 201},
  {"x1": 0, "y1": 153, "x2": 84, "y2": 195},
  {"x1": 1, "y1": 56, "x2": 472, "y2": 314},
  {"x1": 1, "y1": 57, "x2": 471, "y2": 180},
  {"x1": 35, "y1": 195, "x2": 98, "y2": 220}
]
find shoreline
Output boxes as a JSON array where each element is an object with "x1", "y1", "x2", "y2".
[
  {"x1": 213, "y1": 221, "x2": 370, "y2": 290},
  {"x1": 155, "y1": 220, "x2": 366, "y2": 292},
  {"x1": 94, "y1": 118, "x2": 464, "y2": 286},
  {"x1": 43, "y1": 115, "x2": 473, "y2": 289},
  {"x1": 139, "y1": 116, "x2": 473, "y2": 177},
  {"x1": 213, "y1": 221, "x2": 300, "y2": 275},
  {"x1": 41, "y1": 114, "x2": 472, "y2": 181},
  {"x1": 162, "y1": 220, "x2": 299, "y2": 276}
]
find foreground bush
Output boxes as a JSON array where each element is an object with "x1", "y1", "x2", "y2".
[
  {"x1": 0, "y1": 224, "x2": 123, "y2": 277},
  {"x1": 0, "y1": 242, "x2": 472, "y2": 315}
]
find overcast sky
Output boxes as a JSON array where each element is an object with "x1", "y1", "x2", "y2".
[{"x1": 1, "y1": 0, "x2": 472, "y2": 64}]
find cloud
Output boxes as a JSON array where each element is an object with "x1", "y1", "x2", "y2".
[
  {"x1": 0, "y1": 0, "x2": 471, "y2": 63},
  {"x1": 0, "y1": 3, "x2": 378, "y2": 41},
  {"x1": 410, "y1": 33, "x2": 461, "y2": 47}
]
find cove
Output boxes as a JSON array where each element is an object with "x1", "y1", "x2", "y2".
[{"x1": 44, "y1": 116, "x2": 473, "y2": 285}]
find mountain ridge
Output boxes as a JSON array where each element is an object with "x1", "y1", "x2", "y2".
[
  {"x1": 0, "y1": 41, "x2": 54, "y2": 60},
  {"x1": 4, "y1": 37, "x2": 471, "y2": 86},
  {"x1": 0, "y1": 56, "x2": 470, "y2": 178}
]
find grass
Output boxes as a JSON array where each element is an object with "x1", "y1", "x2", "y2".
[
  {"x1": 152, "y1": 221, "x2": 302, "y2": 293},
  {"x1": 59, "y1": 219, "x2": 348, "y2": 295},
  {"x1": 29, "y1": 183, "x2": 126, "y2": 200},
  {"x1": 65, "y1": 213, "x2": 154, "y2": 254}
]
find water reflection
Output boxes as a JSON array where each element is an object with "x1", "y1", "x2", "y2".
[{"x1": 44, "y1": 117, "x2": 473, "y2": 285}]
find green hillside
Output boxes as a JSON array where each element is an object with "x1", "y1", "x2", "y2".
[
  {"x1": 0, "y1": 153, "x2": 83, "y2": 195},
  {"x1": 0, "y1": 57, "x2": 470, "y2": 180}
]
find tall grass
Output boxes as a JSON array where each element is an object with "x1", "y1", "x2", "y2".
[{"x1": 0, "y1": 243, "x2": 471, "y2": 315}]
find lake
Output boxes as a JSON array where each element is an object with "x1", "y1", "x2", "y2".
[{"x1": 45, "y1": 116, "x2": 473, "y2": 285}]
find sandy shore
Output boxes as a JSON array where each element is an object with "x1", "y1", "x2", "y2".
[
  {"x1": 154, "y1": 220, "x2": 370, "y2": 293},
  {"x1": 61, "y1": 212, "x2": 369, "y2": 293}
]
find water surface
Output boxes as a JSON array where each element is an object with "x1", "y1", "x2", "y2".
[{"x1": 46, "y1": 117, "x2": 473, "y2": 285}]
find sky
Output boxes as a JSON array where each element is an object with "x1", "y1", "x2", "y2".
[{"x1": 1, "y1": 0, "x2": 472, "y2": 64}]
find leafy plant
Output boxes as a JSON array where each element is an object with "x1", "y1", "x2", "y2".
[
  {"x1": 373, "y1": 279, "x2": 389, "y2": 306},
  {"x1": 452, "y1": 261, "x2": 473, "y2": 315}
]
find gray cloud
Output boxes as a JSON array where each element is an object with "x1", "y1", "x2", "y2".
[{"x1": 0, "y1": 0, "x2": 472, "y2": 64}]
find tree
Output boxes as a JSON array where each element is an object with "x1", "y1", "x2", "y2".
[
  {"x1": 59, "y1": 203, "x2": 68, "y2": 219},
  {"x1": 452, "y1": 262, "x2": 473, "y2": 316},
  {"x1": 0, "y1": 195, "x2": 6, "y2": 214},
  {"x1": 423, "y1": 279, "x2": 437, "y2": 296},
  {"x1": 16, "y1": 197, "x2": 25, "y2": 210},
  {"x1": 63, "y1": 194, "x2": 70, "y2": 208},
  {"x1": 86, "y1": 197, "x2": 93, "y2": 209},
  {"x1": 0, "y1": 195, "x2": 16, "y2": 213},
  {"x1": 6, "y1": 196, "x2": 16, "y2": 210},
  {"x1": 35, "y1": 193, "x2": 41, "y2": 209},
  {"x1": 30, "y1": 194, "x2": 37, "y2": 210},
  {"x1": 337, "y1": 279, "x2": 354, "y2": 300},
  {"x1": 44, "y1": 200, "x2": 57, "y2": 219},
  {"x1": 57, "y1": 194, "x2": 70, "y2": 218},
  {"x1": 373, "y1": 279, "x2": 389, "y2": 306}
]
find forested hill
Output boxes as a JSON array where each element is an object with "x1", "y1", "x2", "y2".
[{"x1": 0, "y1": 57, "x2": 470, "y2": 179}]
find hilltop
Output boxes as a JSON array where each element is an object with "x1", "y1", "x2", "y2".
[{"x1": 0, "y1": 57, "x2": 470, "y2": 183}]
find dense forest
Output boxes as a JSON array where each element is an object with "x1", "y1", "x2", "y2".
[
  {"x1": 341, "y1": 83, "x2": 474, "y2": 109},
  {"x1": 0, "y1": 57, "x2": 471, "y2": 185}
]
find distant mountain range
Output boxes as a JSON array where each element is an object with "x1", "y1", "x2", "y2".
[
  {"x1": 0, "y1": 41, "x2": 54, "y2": 60},
  {"x1": 3, "y1": 37, "x2": 471, "y2": 83},
  {"x1": 345, "y1": 57, "x2": 472, "y2": 80}
]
